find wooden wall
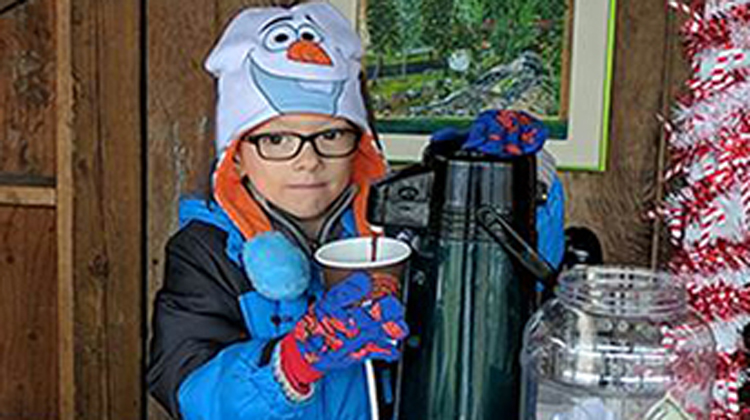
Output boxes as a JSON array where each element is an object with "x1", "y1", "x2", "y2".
[
  {"x1": 0, "y1": 208, "x2": 58, "y2": 418},
  {"x1": 1, "y1": 1, "x2": 61, "y2": 419},
  {"x1": 0, "y1": 0, "x2": 56, "y2": 182},
  {"x1": 560, "y1": 1, "x2": 689, "y2": 268},
  {"x1": 1, "y1": 0, "x2": 142, "y2": 419},
  {"x1": 70, "y1": 0, "x2": 143, "y2": 418}
]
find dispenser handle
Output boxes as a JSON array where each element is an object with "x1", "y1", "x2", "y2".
[{"x1": 476, "y1": 205, "x2": 554, "y2": 283}]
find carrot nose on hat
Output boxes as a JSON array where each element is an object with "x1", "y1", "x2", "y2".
[{"x1": 287, "y1": 40, "x2": 333, "y2": 66}]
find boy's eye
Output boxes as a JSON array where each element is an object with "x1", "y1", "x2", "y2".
[
  {"x1": 263, "y1": 134, "x2": 286, "y2": 145},
  {"x1": 320, "y1": 130, "x2": 341, "y2": 141}
]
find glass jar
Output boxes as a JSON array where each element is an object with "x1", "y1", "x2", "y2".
[{"x1": 520, "y1": 266, "x2": 716, "y2": 420}]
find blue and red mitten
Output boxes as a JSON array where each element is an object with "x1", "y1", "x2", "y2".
[
  {"x1": 463, "y1": 109, "x2": 548, "y2": 157},
  {"x1": 275, "y1": 272, "x2": 408, "y2": 401}
]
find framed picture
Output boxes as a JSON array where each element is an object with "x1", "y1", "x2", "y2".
[{"x1": 329, "y1": 0, "x2": 617, "y2": 171}]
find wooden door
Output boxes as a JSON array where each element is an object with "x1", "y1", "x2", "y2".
[
  {"x1": 1, "y1": 0, "x2": 68, "y2": 418},
  {"x1": 1, "y1": 0, "x2": 142, "y2": 419}
]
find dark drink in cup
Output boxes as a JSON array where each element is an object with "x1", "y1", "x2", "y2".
[{"x1": 314, "y1": 236, "x2": 411, "y2": 296}]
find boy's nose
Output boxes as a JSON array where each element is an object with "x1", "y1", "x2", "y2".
[{"x1": 292, "y1": 142, "x2": 323, "y2": 171}]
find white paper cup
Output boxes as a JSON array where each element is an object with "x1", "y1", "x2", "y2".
[{"x1": 314, "y1": 236, "x2": 412, "y2": 291}]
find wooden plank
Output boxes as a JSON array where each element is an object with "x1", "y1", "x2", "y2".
[
  {"x1": 560, "y1": 0, "x2": 671, "y2": 266},
  {"x1": 0, "y1": 0, "x2": 57, "y2": 178},
  {"x1": 56, "y1": 0, "x2": 74, "y2": 417},
  {"x1": 70, "y1": 0, "x2": 143, "y2": 418},
  {"x1": 0, "y1": 173, "x2": 55, "y2": 187},
  {"x1": 146, "y1": 0, "x2": 219, "y2": 416},
  {"x1": 0, "y1": 206, "x2": 58, "y2": 419},
  {"x1": 0, "y1": 185, "x2": 55, "y2": 207}
]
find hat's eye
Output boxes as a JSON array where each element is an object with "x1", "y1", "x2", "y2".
[
  {"x1": 297, "y1": 24, "x2": 322, "y2": 44},
  {"x1": 275, "y1": 33, "x2": 290, "y2": 43},
  {"x1": 263, "y1": 25, "x2": 296, "y2": 51}
]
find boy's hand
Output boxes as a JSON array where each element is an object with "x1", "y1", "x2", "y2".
[{"x1": 276, "y1": 272, "x2": 408, "y2": 399}]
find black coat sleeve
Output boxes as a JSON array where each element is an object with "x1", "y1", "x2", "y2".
[{"x1": 147, "y1": 221, "x2": 252, "y2": 418}]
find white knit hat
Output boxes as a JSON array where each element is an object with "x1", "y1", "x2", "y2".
[{"x1": 205, "y1": 2, "x2": 370, "y2": 154}]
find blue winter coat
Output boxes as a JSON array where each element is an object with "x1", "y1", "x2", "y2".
[{"x1": 147, "y1": 196, "x2": 374, "y2": 420}]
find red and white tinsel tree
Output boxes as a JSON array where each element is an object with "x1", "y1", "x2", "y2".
[{"x1": 661, "y1": 0, "x2": 750, "y2": 418}]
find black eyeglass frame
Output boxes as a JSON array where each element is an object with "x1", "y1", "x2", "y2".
[{"x1": 241, "y1": 127, "x2": 362, "y2": 161}]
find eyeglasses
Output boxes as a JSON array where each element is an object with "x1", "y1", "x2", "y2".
[{"x1": 241, "y1": 127, "x2": 361, "y2": 161}]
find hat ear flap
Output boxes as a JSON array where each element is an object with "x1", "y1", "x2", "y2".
[{"x1": 205, "y1": 8, "x2": 281, "y2": 76}]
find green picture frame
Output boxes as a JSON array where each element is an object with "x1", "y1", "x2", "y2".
[{"x1": 330, "y1": 0, "x2": 617, "y2": 171}]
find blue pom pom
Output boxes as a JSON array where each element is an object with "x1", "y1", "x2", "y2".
[{"x1": 241, "y1": 232, "x2": 310, "y2": 301}]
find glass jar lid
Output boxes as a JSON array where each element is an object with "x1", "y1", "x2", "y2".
[{"x1": 557, "y1": 266, "x2": 687, "y2": 319}]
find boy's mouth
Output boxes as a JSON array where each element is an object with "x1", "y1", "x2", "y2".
[{"x1": 287, "y1": 182, "x2": 327, "y2": 190}]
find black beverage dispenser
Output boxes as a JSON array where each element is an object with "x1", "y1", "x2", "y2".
[{"x1": 368, "y1": 140, "x2": 553, "y2": 420}]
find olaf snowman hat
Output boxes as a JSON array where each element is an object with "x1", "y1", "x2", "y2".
[{"x1": 205, "y1": 2, "x2": 370, "y2": 154}]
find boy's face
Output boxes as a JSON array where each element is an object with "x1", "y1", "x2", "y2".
[{"x1": 238, "y1": 114, "x2": 356, "y2": 220}]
